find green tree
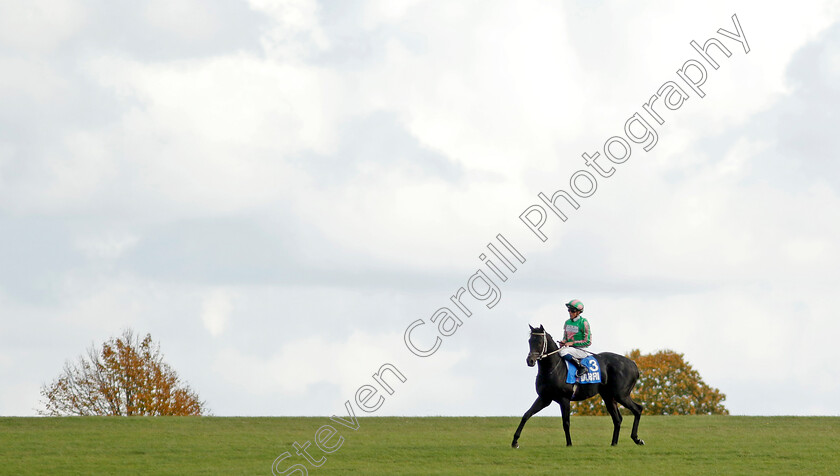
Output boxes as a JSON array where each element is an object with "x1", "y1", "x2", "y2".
[
  {"x1": 573, "y1": 349, "x2": 728, "y2": 415},
  {"x1": 40, "y1": 329, "x2": 207, "y2": 416}
]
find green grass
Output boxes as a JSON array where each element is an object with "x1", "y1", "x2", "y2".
[{"x1": 1, "y1": 416, "x2": 838, "y2": 475}]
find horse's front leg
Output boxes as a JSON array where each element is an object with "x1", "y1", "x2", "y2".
[
  {"x1": 511, "y1": 395, "x2": 551, "y2": 448},
  {"x1": 559, "y1": 397, "x2": 573, "y2": 446}
]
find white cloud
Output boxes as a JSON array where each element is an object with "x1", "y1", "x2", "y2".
[
  {"x1": 360, "y1": 0, "x2": 424, "y2": 28},
  {"x1": 58, "y1": 278, "x2": 145, "y2": 330},
  {"x1": 213, "y1": 330, "x2": 472, "y2": 414},
  {"x1": 356, "y1": 2, "x2": 586, "y2": 176},
  {"x1": 249, "y1": 0, "x2": 330, "y2": 59},
  {"x1": 0, "y1": 57, "x2": 69, "y2": 104},
  {"x1": 201, "y1": 289, "x2": 236, "y2": 337},
  {"x1": 0, "y1": 0, "x2": 86, "y2": 52},
  {"x1": 73, "y1": 53, "x2": 344, "y2": 219},
  {"x1": 75, "y1": 231, "x2": 139, "y2": 260},
  {"x1": 142, "y1": 0, "x2": 220, "y2": 40}
]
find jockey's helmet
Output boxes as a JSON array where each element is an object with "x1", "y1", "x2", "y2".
[{"x1": 566, "y1": 299, "x2": 584, "y2": 312}]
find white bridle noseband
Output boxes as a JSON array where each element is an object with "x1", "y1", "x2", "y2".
[{"x1": 530, "y1": 332, "x2": 562, "y2": 360}]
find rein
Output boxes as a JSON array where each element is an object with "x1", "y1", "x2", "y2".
[{"x1": 530, "y1": 332, "x2": 562, "y2": 360}]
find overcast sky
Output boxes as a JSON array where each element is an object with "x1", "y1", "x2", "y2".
[{"x1": 2, "y1": 1, "x2": 840, "y2": 417}]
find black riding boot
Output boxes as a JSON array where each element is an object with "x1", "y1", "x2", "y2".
[{"x1": 571, "y1": 357, "x2": 587, "y2": 376}]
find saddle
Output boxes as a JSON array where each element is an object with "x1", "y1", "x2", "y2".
[{"x1": 565, "y1": 355, "x2": 602, "y2": 384}]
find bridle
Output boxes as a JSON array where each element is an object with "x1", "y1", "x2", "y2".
[{"x1": 530, "y1": 331, "x2": 562, "y2": 360}]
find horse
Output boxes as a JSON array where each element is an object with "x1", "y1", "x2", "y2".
[{"x1": 511, "y1": 324, "x2": 645, "y2": 448}]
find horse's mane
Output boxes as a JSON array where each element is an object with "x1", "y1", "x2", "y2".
[{"x1": 533, "y1": 324, "x2": 553, "y2": 338}]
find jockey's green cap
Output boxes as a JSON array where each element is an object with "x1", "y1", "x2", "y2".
[{"x1": 566, "y1": 299, "x2": 584, "y2": 312}]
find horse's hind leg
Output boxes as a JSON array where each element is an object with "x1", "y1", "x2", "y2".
[
  {"x1": 602, "y1": 395, "x2": 622, "y2": 446},
  {"x1": 616, "y1": 394, "x2": 645, "y2": 445},
  {"x1": 511, "y1": 395, "x2": 551, "y2": 448}
]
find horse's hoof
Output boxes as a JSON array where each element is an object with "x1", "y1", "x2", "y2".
[
  {"x1": 635, "y1": 439, "x2": 645, "y2": 446},
  {"x1": 511, "y1": 441, "x2": 519, "y2": 449}
]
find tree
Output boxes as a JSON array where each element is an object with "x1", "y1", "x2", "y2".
[
  {"x1": 40, "y1": 329, "x2": 207, "y2": 416},
  {"x1": 572, "y1": 349, "x2": 728, "y2": 416}
]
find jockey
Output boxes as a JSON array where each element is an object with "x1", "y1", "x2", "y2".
[{"x1": 559, "y1": 299, "x2": 591, "y2": 377}]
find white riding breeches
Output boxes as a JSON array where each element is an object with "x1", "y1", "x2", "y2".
[{"x1": 559, "y1": 346, "x2": 590, "y2": 360}]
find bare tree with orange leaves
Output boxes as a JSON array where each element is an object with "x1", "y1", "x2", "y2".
[
  {"x1": 573, "y1": 349, "x2": 728, "y2": 416},
  {"x1": 40, "y1": 329, "x2": 207, "y2": 416}
]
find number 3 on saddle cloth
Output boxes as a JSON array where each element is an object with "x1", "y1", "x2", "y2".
[{"x1": 565, "y1": 355, "x2": 602, "y2": 384}]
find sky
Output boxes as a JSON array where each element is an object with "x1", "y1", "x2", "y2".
[{"x1": 2, "y1": 0, "x2": 840, "y2": 417}]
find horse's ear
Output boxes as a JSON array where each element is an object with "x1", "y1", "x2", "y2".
[
  {"x1": 539, "y1": 324, "x2": 544, "y2": 331},
  {"x1": 529, "y1": 324, "x2": 535, "y2": 331}
]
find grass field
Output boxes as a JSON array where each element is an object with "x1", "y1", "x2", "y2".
[{"x1": 1, "y1": 416, "x2": 839, "y2": 475}]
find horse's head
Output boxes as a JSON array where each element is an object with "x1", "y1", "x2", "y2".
[{"x1": 526, "y1": 324, "x2": 550, "y2": 367}]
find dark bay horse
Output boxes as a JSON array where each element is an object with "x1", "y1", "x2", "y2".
[{"x1": 511, "y1": 324, "x2": 645, "y2": 448}]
